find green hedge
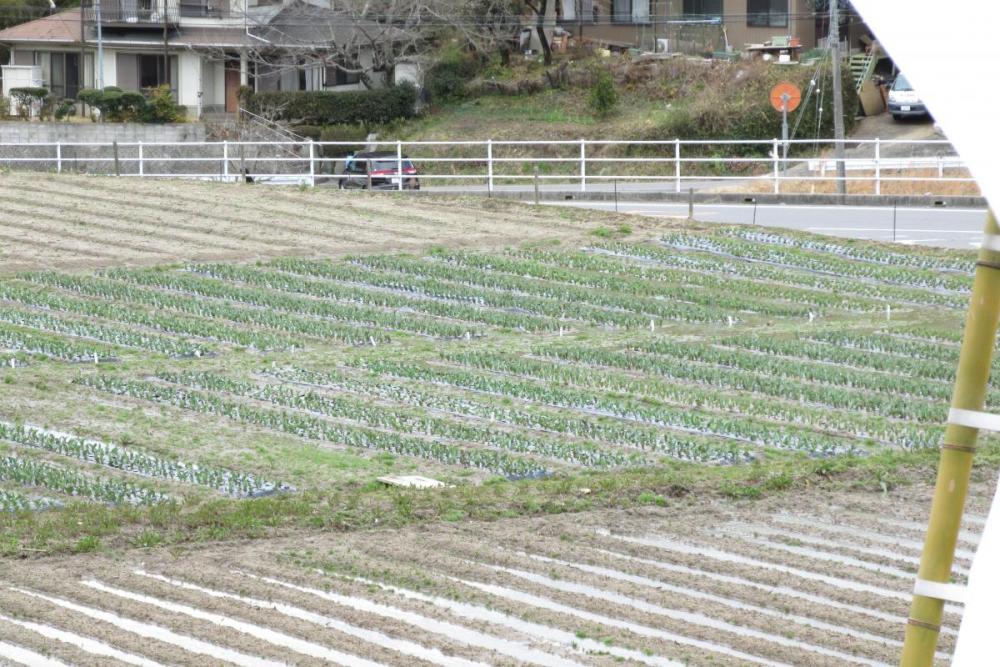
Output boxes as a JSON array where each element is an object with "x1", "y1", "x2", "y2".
[{"x1": 241, "y1": 83, "x2": 417, "y2": 126}]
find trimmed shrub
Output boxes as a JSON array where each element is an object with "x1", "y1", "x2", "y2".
[
  {"x1": 9, "y1": 86, "x2": 47, "y2": 118},
  {"x1": 242, "y1": 83, "x2": 417, "y2": 127},
  {"x1": 78, "y1": 86, "x2": 146, "y2": 122},
  {"x1": 53, "y1": 99, "x2": 76, "y2": 121}
]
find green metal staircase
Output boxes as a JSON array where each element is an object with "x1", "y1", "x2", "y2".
[{"x1": 849, "y1": 46, "x2": 880, "y2": 92}]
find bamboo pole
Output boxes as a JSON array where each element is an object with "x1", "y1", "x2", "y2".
[{"x1": 900, "y1": 210, "x2": 1000, "y2": 666}]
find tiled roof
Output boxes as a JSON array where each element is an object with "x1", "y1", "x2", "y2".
[{"x1": 0, "y1": 8, "x2": 81, "y2": 43}]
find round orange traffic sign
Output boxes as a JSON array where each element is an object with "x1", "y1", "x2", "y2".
[{"x1": 770, "y1": 82, "x2": 802, "y2": 112}]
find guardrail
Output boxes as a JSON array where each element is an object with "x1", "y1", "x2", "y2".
[{"x1": 0, "y1": 138, "x2": 974, "y2": 196}]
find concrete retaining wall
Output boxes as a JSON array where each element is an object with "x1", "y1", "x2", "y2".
[{"x1": 0, "y1": 122, "x2": 207, "y2": 144}]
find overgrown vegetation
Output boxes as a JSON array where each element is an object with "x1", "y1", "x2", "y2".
[
  {"x1": 424, "y1": 42, "x2": 483, "y2": 104},
  {"x1": 587, "y1": 67, "x2": 618, "y2": 119}
]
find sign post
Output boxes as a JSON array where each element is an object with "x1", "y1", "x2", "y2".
[{"x1": 770, "y1": 82, "x2": 802, "y2": 177}]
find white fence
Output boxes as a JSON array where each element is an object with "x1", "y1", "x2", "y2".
[{"x1": 0, "y1": 138, "x2": 973, "y2": 196}]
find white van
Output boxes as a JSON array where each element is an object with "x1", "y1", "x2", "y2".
[{"x1": 888, "y1": 73, "x2": 930, "y2": 120}]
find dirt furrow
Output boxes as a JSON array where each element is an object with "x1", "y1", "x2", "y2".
[
  {"x1": 359, "y1": 532, "x2": 893, "y2": 667},
  {"x1": 467, "y1": 529, "x2": 912, "y2": 656},
  {"x1": 4, "y1": 574, "x2": 290, "y2": 667},
  {"x1": 0, "y1": 615, "x2": 116, "y2": 667},
  {"x1": 125, "y1": 566, "x2": 478, "y2": 667},
  {"x1": 0, "y1": 590, "x2": 166, "y2": 667},
  {"x1": 74, "y1": 179, "x2": 451, "y2": 245},
  {"x1": 0, "y1": 191, "x2": 256, "y2": 256}
]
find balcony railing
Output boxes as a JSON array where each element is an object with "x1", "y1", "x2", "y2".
[{"x1": 82, "y1": 0, "x2": 180, "y2": 26}]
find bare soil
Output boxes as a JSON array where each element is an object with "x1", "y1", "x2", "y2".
[
  {"x1": 0, "y1": 172, "x2": 663, "y2": 275},
  {"x1": 4, "y1": 477, "x2": 987, "y2": 666}
]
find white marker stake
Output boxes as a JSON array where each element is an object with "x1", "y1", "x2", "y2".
[
  {"x1": 727, "y1": 316, "x2": 734, "y2": 328},
  {"x1": 886, "y1": 304, "x2": 892, "y2": 321},
  {"x1": 650, "y1": 319, "x2": 655, "y2": 332},
  {"x1": 808, "y1": 312, "x2": 815, "y2": 323}
]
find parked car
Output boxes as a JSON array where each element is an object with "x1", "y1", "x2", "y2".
[
  {"x1": 888, "y1": 74, "x2": 930, "y2": 120},
  {"x1": 338, "y1": 151, "x2": 420, "y2": 190}
]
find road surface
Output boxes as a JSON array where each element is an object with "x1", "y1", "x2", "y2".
[{"x1": 547, "y1": 200, "x2": 989, "y2": 249}]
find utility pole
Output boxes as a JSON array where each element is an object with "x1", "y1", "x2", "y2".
[
  {"x1": 162, "y1": 0, "x2": 170, "y2": 90},
  {"x1": 95, "y1": 0, "x2": 104, "y2": 89},
  {"x1": 900, "y1": 212, "x2": 1000, "y2": 665},
  {"x1": 830, "y1": 0, "x2": 846, "y2": 201}
]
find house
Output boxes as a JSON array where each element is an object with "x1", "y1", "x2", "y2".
[
  {"x1": 538, "y1": 0, "x2": 824, "y2": 54},
  {"x1": 0, "y1": 0, "x2": 404, "y2": 119}
]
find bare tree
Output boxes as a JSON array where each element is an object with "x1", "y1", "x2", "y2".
[
  {"x1": 241, "y1": 0, "x2": 438, "y2": 90},
  {"x1": 431, "y1": 0, "x2": 523, "y2": 66},
  {"x1": 521, "y1": 0, "x2": 552, "y2": 65}
]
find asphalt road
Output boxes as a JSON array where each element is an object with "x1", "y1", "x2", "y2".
[{"x1": 546, "y1": 201, "x2": 989, "y2": 249}]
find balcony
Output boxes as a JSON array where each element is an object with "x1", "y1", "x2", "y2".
[{"x1": 82, "y1": 0, "x2": 180, "y2": 27}]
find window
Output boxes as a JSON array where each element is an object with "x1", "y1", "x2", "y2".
[
  {"x1": 33, "y1": 52, "x2": 84, "y2": 99},
  {"x1": 559, "y1": 0, "x2": 594, "y2": 22},
  {"x1": 747, "y1": 0, "x2": 788, "y2": 27},
  {"x1": 611, "y1": 0, "x2": 628, "y2": 23},
  {"x1": 117, "y1": 53, "x2": 177, "y2": 95},
  {"x1": 631, "y1": 0, "x2": 649, "y2": 23},
  {"x1": 682, "y1": 0, "x2": 722, "y2": 18},
  {"x1": 325, "y1": 66, "x2": 361, "y2": 87}
]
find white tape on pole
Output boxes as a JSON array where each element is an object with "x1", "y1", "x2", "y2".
[
  {"x1": 913, "y1": 578, "x2": 967, "y2": 605},
  {"x1": 980, "y1": 235, "x2": 1000, "y2": 253},
  {"x1": 948, "y1": 408, "x2": 1000, "y2": 432}
]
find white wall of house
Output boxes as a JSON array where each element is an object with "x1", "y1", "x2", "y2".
[{"x1": 1, "y1": 65, "x2": 43, "y2": 115}]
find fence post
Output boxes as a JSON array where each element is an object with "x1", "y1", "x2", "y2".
[
  {"x1": 533, "y1": 166, "x2": 540, "y2": 205},
  {"x1": 222, "y1": 140, "x2": 229, "y2": 181},
  {"x1": 138, "y1": 141, "x2": 143, "y2": 177},
  {"x1": 486, "y1": 139, "x2": 493, "y2": 195},
  {"x1": 579, "y1": 138, "x2": 586, "y2": 193},
  {"x1": 112, "y1": 140, "x2": 120, "y2": 177},
  {"x1": 874, "y1": 137, "x2": 881, "y2": 195},
  {"x1": 674, "y1": 139, "x2": 681, "y2": 194},
  {"x1": 396, "y1": 140, "x2": 404, "y2": 192},
  {"x1": 308, "y1": 139, "x2": 316, "y2": 187},
  {"x1": 55, "y1": 142, "x2": 61, "y2": 174},
  {"x1": 773, "y1": 138, "x2": 780, "y2": 194}
]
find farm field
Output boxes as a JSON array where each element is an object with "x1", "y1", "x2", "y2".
[
  {"x1": 0, "y1": 174, "x2": 996, "y2": 664},
  {"x1": 0, "y1": 172, "x2": 622, "y2": 274},
  {"x1": 2, "y1": 476, "x2": 994, "y2": 666}
]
